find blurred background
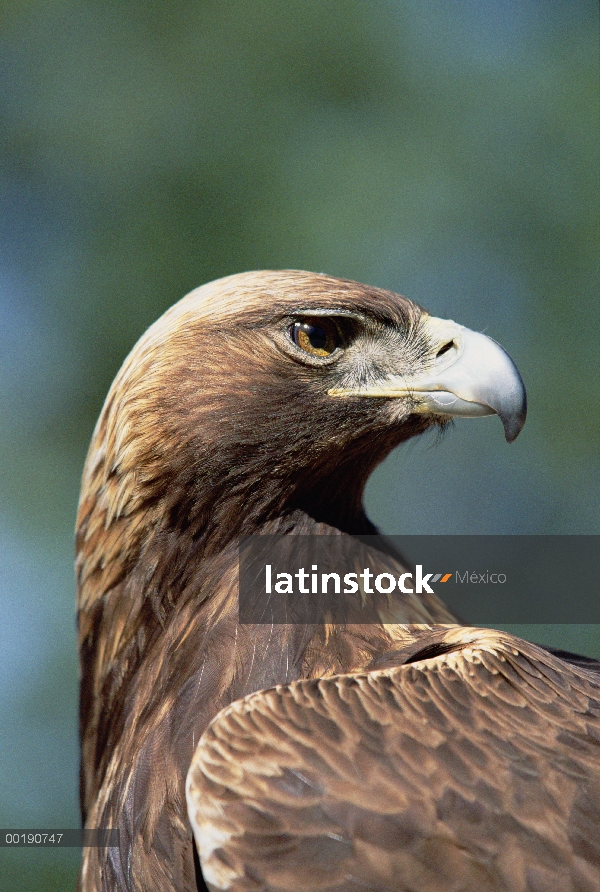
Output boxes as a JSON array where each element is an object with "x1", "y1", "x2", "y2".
[{"x1": 0, "y1": 1, "x2": 598, "y2": 888}]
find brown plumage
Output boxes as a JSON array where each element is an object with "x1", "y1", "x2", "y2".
[
  {"x1": 75, "y1": 271, "x2": 599, "y2": 892},
  {"x1": 188, "y1": 629, "x2": 600, "y2": 892}
]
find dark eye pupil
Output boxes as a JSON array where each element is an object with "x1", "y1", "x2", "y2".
[
  {"x1": 302, "y1": 323, "x2": 327, "y2": 349},
  {"x1": 290, "y1": 318, "x2": 339, "y2": 356}
]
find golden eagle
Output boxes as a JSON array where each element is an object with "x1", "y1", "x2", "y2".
[{"x1": 76, "y1": 271, "x2": 600, "y2": 891}]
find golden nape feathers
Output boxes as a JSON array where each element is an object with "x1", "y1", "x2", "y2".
[{"x1": 76, "y1": 272, "x2": 598, "y2": 892}]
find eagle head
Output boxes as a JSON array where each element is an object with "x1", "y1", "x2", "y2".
[{"x1": 79, "y1": 270, "x2": 525, "y2": 554}]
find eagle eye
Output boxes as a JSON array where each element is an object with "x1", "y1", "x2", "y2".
[{"x1": 289, "y1": 318, "x2": 340, "y2": 357}]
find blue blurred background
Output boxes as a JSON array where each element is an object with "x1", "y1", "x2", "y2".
[{"x1": 1, "y1": 2, "x2": 598, "y2": 888}]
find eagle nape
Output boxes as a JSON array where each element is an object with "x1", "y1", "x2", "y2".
[{"x1": 75, "y1": 271, "x2": 598, "y2": 892}]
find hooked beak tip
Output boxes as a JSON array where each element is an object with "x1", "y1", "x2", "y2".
[{"x1": 500, "y1": 390, "x2": 527, "y2": 443}]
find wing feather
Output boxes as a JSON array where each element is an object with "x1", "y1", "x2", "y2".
[{"x1": 187, "y1": 628, "x2": 600, "y2": 892}]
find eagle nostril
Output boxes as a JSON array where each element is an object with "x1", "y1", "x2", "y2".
[{"x1": 436, "y1": 340, "x2": 455, "y2": 359}]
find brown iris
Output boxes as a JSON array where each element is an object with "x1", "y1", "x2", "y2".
[{"x1": 290, "y1": 318, "x2": 340, "y2": 357}]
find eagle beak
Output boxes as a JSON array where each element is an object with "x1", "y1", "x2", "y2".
[{"x1": 329, "y1": 315, "x2": 527, "y2": 443}]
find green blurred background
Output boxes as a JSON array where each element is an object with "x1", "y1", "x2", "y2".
[{"x1": 0, "y1": 2, "x2": 598, "y2": 888}]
